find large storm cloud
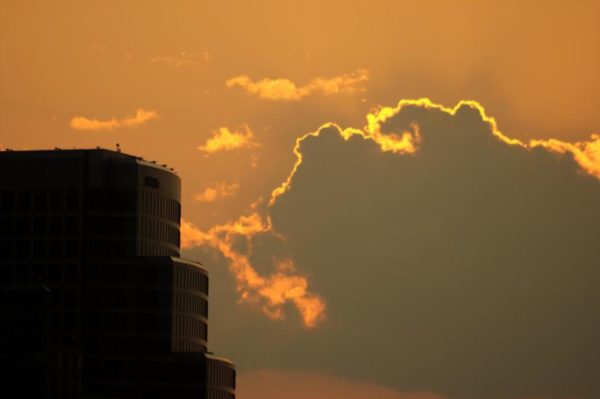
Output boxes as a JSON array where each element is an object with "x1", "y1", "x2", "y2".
[{"x1": 185, "y1": 100, "x2": 600, "y2": 399}]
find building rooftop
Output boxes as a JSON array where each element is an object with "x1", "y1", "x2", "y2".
[{"x1": 0, "y1": 147, "x2": 177, "y2": 174}]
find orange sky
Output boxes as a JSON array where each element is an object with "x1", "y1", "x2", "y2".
[
  {"x1": 2, "y1": 0, "x2": 600, "y2": 229},
  {"x1": 2, "y1": 2, "x2": 600, "y2": 398}
]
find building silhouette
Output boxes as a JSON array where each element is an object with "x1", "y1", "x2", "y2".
[{"x1": 0, "y1": 149, "x2": 235, "y2": 398}]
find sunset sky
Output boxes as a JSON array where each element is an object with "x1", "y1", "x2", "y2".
[{"x1": 2, "y1": 1, "x2": 600, "y2": 398}]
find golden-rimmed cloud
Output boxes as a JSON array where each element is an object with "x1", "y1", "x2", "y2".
[
  {"x1": 194, "y1": 181, "x2": 240, "y2": 203},
  {"x1": 269, "y1": 121, "x2": 420, "y2": 206},
  {"x1": 151, "y1": 50, "x2": 211, "y2": 68},
  {"x1": 226, "y1": 68, "x2": 369, "y2": 101},
  {"x1": 183, "y1": 99, "x2": 600, "y2": 333},
  {"x1": 269, "y1": 99, "x2": 600, "y2": 206},
  {"x1": 198, "y1": 126, "x2": 259, "y2": 155},
  {"x1": 363, "y1": 99, "x2": 600, "y2": 180},
  {"x1": 70, "y1": 109, "x2": 158, "y2": 131},
  {"x1": 184, "y1": 98, "x2": 600, "y2": 397}
]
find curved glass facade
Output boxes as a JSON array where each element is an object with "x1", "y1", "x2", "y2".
[
  {"x1": 206, "y1": 355, "x2": 236, "y2": 399},
  {"x1": 0, "y1": 149, "x2": 236, "y2": 398},
  {"x1": 84, "y1": 257, "x2": 209, "y2": 356}
]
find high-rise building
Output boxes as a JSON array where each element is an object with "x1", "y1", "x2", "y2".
[{"x1": 0, "y1": 149, "x2": 235, "y2": 398}]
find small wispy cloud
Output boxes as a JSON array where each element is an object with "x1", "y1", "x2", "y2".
[
  {"x1": 194, "y1": 181, "x2": 240, "y2": 202},
  {"x1": 70, "y1": 109, "x2": 158, "y2": 131},
  {"x1": 198, "y1": 126, "x2": 259, "y2": 155},
  {"x1": 151, "y1": 51, "x2": 211, "y2": 68},
  {"x1": 181, "y1": 215, "x2": 326, "y2": 328},
  {"x1": 226, "y1": 68, "x2": 369, "y2": 101}
]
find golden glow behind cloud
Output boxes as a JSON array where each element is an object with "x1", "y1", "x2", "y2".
[
  {"x1": 370, "y1": 98, "x2": 600, "y2": 180},
  {"x1": 198, "y1": 126, "x2": 259, "y2": 155},
  {"x1": 181, "y1": 214, "x2": 326, "y2": 328},
  {"x1": 69, "y1": 109, "x2": 158, "y2": 131},
  {"x1": 182, "y1": 98, "x2": 600, "y2": 328},
  {"x1": 530, "y1": 134, "x2": 600, "y2": 179},
  {"x1": 226, "y1": 69, "x2": 369, "y2": 101},
  {"x1": 269, "y1": 121, "x2": 420, "y2": 206},
  {"x1": 194, "y1": 181, "x2": 240, "y2": 202},
  {"x1": 271, "y1": 98, "x2": 600, "y2": 206}
]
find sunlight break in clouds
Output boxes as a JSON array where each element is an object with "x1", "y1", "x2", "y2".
[
  {"x1": 226, "y1": 68, "x2": 369, "y2": 101},
  {"x1": 70, "y1": 109, "x2": 158, "y2": 131},
  {"x1": 182, "y1": 98, "x2": 600, "y2": 329},
  {"x1": 181, "y1": 215, "x2": 326, "y2": 328},
  {"x1": 194, "y1": 181, "x2": 240, "y2": 202},
  {"x1": 198, "y1": 126, "x2": 259, "y2": 155}
]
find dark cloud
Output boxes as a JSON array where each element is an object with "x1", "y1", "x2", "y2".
[{"x1": 189, "y1": 101, "x2": 600, "y2": 399}]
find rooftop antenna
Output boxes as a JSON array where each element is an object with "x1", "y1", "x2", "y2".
[{"x1": 116, "y1": 143, "x2": 121, "y2": 153}]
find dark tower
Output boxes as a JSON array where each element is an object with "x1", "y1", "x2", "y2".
[{"x1": 0, "y1": 149, "x2": 235, "y2": 398}]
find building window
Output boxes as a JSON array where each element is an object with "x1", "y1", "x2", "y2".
[
  {"x1": 63, "y1": 289, "x2": 77, "y2": 307},
  {"x1": 65, "y1": 189, "x2": 78, "y2": 211},
  {"x1": 49, "y1": 240, "x2": 62, "y2": 259},
  {"x1": 0, "y1": 217, "x2": 15, "y2": 237},
  {"x1": 1, "y1": 191, "x2": 14, "y2": 212},
  {"x1": 0, "y1": 264, "x2": 13, "y2": 284},
  {"x1": 31, "y1": 263, "x2": 43, "y2": 279},
  {"x1": 65, "y1": 240, "x2": 78, "y2": 258},
  {"x1": 65, "y1": 217, "x2": 78, "y2": 235},
  {"x1": 63, "y1": 311, "x2": 77, "y2": 331},
  {"x1": 33, "y1": 240, "x2": 46, "y2": 259},
  {"x1": 49, "y1": 189, "x2": 63, "y2": 211},
  {"x1": 15, "y1": 266, "x2": 28, "y2": 283},
  {"x1": 33, "y1": 217, "x2": 46, "y2": 236},
  {"x1": 16, "y1": 240, "x2": 29, "y2": 259},
  {"x1": 64, "y1": 264, "x2": 78, "y2": 284},
  {"x1": 47, "y1": 264, "x2": 61, "y2": 284},
  {"x1": 16, "y1": 217, "x2": 29, "y2": 235},
  {"x1": 17, "y1": 191, "x2": 30, "y2": 212},
  {"x1": 145, "y1": 176, "x2": 160, "y2": 189},
  {"x1": 87, "y1": 189, "x2": 102, "y2": 211},
  {"x1": 48, "y1": 217, "x2": 61, "y2": 235},
  {"x1": 0, "y1": 240, "x2": 14, "y2": 259},
  {"x1": 33, "y1": 190, "x2": 46, "y2": 212}
]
